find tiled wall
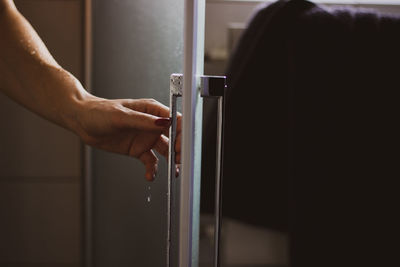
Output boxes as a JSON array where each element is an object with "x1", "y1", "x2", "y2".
[{"x1": 0, "y1": 0, "x2": 83, "y2": 266}]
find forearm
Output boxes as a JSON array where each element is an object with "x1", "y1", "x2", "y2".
[{"x1": 0, "y1": 1, "x2": 91, "y2": 133}]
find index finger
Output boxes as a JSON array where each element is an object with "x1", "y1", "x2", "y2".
[{"x1": 122, "y1": 98, "x2": 170, "y2": 118}]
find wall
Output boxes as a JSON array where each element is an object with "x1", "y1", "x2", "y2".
[{"x1": 0, "y1": 0, "x2": 83, "y2": 266}]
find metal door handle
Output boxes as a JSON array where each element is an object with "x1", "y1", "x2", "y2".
[
  {"x1": 200, "y1": 75, "x2": 226, "y2": 267},
  {"x1": 167, "y1": 73, "x2": 226, "y2": 267},
  {"x1": 167, "y1": 73, "x2": 183, "y2": 267}
]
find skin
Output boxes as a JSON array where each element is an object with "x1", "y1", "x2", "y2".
[{"x1": 0, "y1": 0, "x2": 182, "y2": 181}]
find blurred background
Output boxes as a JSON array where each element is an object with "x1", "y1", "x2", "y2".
[{"x1": 1, "y1": 1, "x2": 400, "y2": 267}]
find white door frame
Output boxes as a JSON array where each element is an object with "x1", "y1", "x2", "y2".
[{"x1": 180, "y1": 0, "x2": 205, "y2": 266}]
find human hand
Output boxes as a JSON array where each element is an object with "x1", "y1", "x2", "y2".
[
  {"x1": 73, "y1": 95, "x2": 181, "y2": 181},
  {"x1": 0, "y1": 0, "x2": 182, "y2": 181}
]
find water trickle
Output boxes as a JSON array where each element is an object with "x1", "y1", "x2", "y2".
[{"x1": 146, "y1": 186, "x2": 151, "y2": 203}]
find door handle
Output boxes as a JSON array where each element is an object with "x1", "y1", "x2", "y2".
[
  {"x1": 167, "y1": 73, "x2": 183, "y2": 267},
  {"x1": 200, "y1": 75, "x2": 226, "y2": 267},
  {"x1": 168, "y1": 73, "x2": 226, "y2": 267}
]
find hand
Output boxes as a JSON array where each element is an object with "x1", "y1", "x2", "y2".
[
  {"x1": 0, "y1": 0, "x2": 182, "y2": 181},
  {"x1": 74, "y1": 95, "x2": 179, "y2": 181}
]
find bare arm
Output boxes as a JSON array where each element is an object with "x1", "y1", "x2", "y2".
[
  {"x1": 0, "y1": 0, "x2": 88, "y2": 131},
  {"x1": 0, "y1": 0, "x2": 180, "y2": 180}
]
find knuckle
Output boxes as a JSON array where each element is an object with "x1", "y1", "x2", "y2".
[{"x1": 144, "y1": 98, "x2": 157, "y2": 104}]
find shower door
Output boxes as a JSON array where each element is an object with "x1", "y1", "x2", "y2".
[{"x1": 87, "y1": 0, "x2": 206, "y2": 266}]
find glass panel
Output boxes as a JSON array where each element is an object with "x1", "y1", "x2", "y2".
[
  {"x1": 202, "y1": 2, "x2": 290, "y2": 267},
  {"x1": 91, "y1": 0, "x2": 183, "y2": 266}
]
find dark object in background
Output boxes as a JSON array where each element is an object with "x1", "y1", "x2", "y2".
[{"x1": 202, "y1": 0, "x2": 400, "y2": 266}]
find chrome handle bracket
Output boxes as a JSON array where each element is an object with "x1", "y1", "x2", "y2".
[
  {"x1": 170, "y1": 73, "x2": 183, "y2": 96},
  {"x1": 200, "y1": 75, "x2": 226, "y2": 97}
]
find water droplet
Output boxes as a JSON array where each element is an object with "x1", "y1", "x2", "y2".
[{"x1": 146, "y1": 185, "x2": 151, "y2": 204}]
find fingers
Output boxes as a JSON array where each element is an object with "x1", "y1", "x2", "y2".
[
  {"x1": 136, "y1": 133, "x2": 181, "y2": 181},
  {"x1": 139, "y1": 150, "x2": 158, "y2": 182},
  {"x1": 118, "y1": 98, "x2": 182, "y2": 140},
  {"x1": 153, "y1": 134, "x2": 181, "y2": 165},
  {"x1": 119, "y1": 108, "x2": 171, "y2": 132},
  {"x1": 123, "y1": 102, "x2": 181, "y2": 162},
  {"x1": 121, "y1": 98, "x2": 170, "y2": 118},
  {"x1": 119, "y1": 98, "x2": 182, "y2": 177},
  {"x1": 119, "y1": 99, "x2": 183, "y2": 133},
  {"x1": 153, "y1": 135, "x2": 169, "y2": 159},
  {"x1": 164, "y1": 114, "x2": 181, "y2": 163},
  {"x1": 138, "y1": 135, "x2": 179, "y2": 181},
  {"x1": 161, "y1": 111, "x2": 180, "y2": 138}
]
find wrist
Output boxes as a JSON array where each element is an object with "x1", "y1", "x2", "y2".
[{"x1": 58, "y1": 71, "x2": 95, "y2": 138}]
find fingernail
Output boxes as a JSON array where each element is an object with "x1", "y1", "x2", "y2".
[{"x1": 155, "y1": 118, "x2": 171, "y2": 127}]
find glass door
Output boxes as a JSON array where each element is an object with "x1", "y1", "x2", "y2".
[
  {"x1": 88, "y1": 0, "x2": 185, "y2": 266},
  {"x1": 87, "y1": 0, "x2": 206, "y2": 266}
]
